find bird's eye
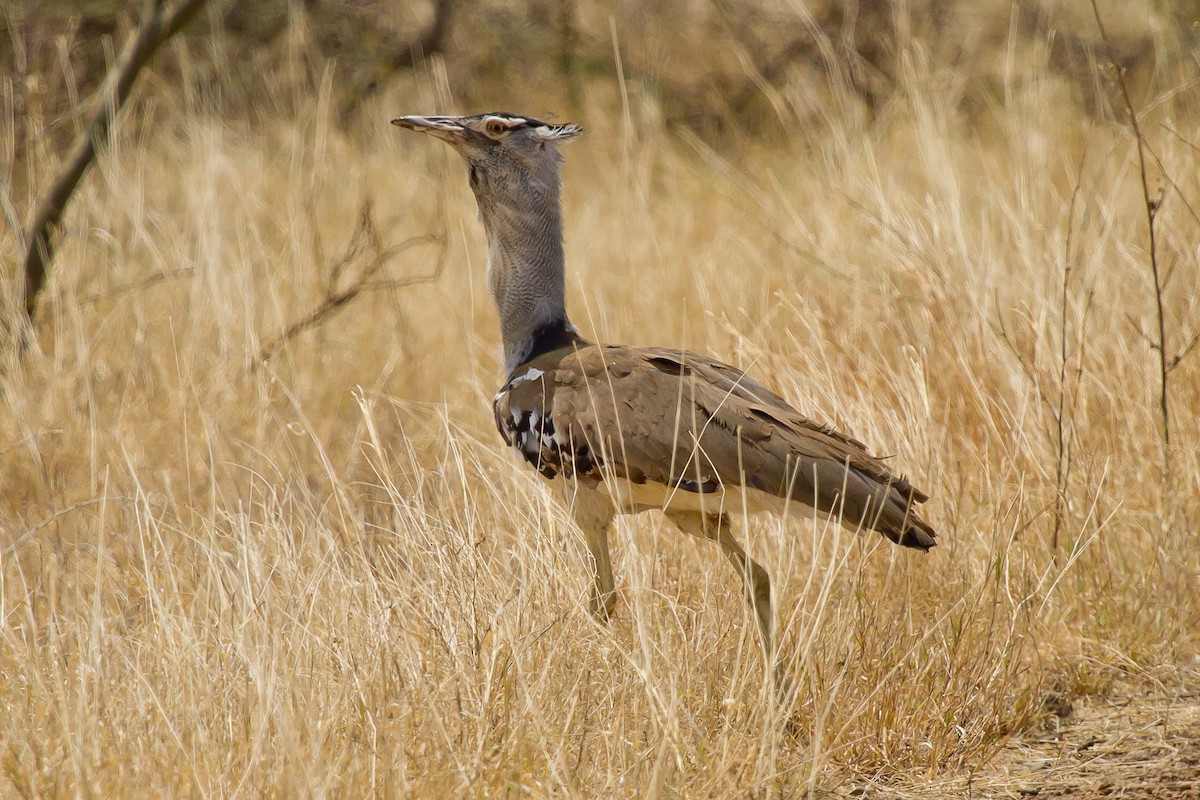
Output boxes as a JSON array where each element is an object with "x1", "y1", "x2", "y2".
[{"x1": 485, "y1": 120, "x2": 508, "y2": 137}]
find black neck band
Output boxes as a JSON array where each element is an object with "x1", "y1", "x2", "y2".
[{"x1": 513, "y1": 319, "x2": 586, "y2": 374}]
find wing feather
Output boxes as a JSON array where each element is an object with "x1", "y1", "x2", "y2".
[{"x1": 494, "y1": 343, "x2": 937, "y2": 550}]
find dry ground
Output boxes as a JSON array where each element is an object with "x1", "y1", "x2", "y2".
[
  {"x1": 2, "y1": 17, "x2": 1200, "y2": 798},
  {"x1": 829, "y1": 666, "x2": 1200, "y2": 798}
]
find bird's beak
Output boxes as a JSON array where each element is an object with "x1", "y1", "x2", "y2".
[{"x1": 390, "y1": 115, "x2": 469, "y2": 144}]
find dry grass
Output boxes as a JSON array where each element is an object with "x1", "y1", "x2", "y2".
[{"x1": 2, "y1": 21, "x2": 1200, "y2": 798}]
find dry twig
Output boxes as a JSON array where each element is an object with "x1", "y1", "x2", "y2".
[
  {"x1": 253, "y1": 202, "x2": 447, "y2": 367},
  {"x1": 1089, "y1": 0, "x2": 1172, "y2": 484},
  {"x1": 1050, "y1": 142, "x2": 1094, "y2": 555}
]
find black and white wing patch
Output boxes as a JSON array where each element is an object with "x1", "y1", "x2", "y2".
[{"x1": 493, "y1": 366, "x2": 602, "y2": 482}]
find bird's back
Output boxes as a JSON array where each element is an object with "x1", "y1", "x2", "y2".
[{"x1": 494, "y1": 342, "x2": 937, "y2": 550}]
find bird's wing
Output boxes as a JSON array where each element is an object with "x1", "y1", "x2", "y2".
[{"x1": 495, "y1": 343, "x2": 936, "y2": 550}]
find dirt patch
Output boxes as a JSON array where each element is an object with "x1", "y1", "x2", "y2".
[
  {"x1": 994, "y1": 688, "x2": 1200, "y2": 800},
  {"x1": 837, "y1": 666, "x2": 1200, "y2": 799}
]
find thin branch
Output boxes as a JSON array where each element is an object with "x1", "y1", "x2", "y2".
[
  {"x1": 77, "y1": 268, "x2": 195, "y2": 307},
  {"x1": 1071, "y1": 289, "x2": 1097, "y2": 420},
  {"x1": 1051, "y1": 140, "x2": 1091, "y2": 555},
  {"x1": 1143, "y1": 142, "x2": 1200, "y2": 230},
  {"x1": 17, "y1": 0, "x2": 212, "y2": 355},
  {"x1": 1090, "y1": 0, "x2": 1171, "y2": 480},
  {"x1": 254, "y1": 204, "x2": 447, "y2": 368},
  {"x1": 1167, "y1": 330, "x2": 1200, "y2": 373},
  {"x1": 1122, "y1": 311, "x2": 1158, "y2": 351},
  {"x1": 2, "y1": 496, "x2": 128, "y2": 559}
]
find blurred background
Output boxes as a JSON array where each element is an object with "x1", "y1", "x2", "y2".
[{"x1": 5, "y1": 0, "x2": 1196, "y2": 155}]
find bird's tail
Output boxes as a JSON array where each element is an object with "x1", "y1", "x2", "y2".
[{"x1": 872, "y1": 486, "x2": 938, "y2": 551}]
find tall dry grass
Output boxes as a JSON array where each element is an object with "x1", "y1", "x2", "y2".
[{"x1": 2, "y1": 20, "x2": 1199, "y2": 798}]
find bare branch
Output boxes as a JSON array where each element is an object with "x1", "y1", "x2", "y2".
[
  {"x1": 18, "y1": 0, "x2": 213, "y2": 354},
  {"x1": 1051, "y1": 139, "x2": 1091, "y2": 556},
  {"x1": 77, "y1": 268, "x2": 195, "y2": 307},
  {"x1": 1143, "y1": 137, "x2": 1200, "y2": 229},
  {"x1": 1090, "y1": 0, "x2": 1172, "y2": 480},
  {"x1": 254, "y1": 203, "x2": 447, "y2": 368}
]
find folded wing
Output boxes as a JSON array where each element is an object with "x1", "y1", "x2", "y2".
[{"x1": 495, "y1": 343, "x2": 937, "y2": 551}]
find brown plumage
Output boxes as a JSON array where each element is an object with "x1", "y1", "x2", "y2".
[{"x1": 495, "y1": 340, "x2": 937, "y2": 552}]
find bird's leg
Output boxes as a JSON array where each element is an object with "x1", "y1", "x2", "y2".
[
  {"x1": 565, "y1": 483, "x2": 619, "y2": 621},
  {"x1": 715, "y1": 523, "x2": 774, "y2": 660},
  {"x1": 664, "y1": 511, "x2": 774, "y2": 658},
  {"x1": 582, "y1": 522, "x2": 617, "y2": 621},
  {"x1": 667, "y1": 510, "x2": 797, "y2": 719}
]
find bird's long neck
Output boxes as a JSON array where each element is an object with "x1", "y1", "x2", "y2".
[{"x1": 479, "y1": 183, "x2": 581, "y2": 375}]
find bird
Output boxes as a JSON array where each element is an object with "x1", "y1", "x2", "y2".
[{"x1": 391, "y1": 111, "x2": 937, "y2": 661}]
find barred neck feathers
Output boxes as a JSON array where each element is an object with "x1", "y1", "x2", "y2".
[{"x1": 479, "y1": 171, "x2": 583, "y2": 374}]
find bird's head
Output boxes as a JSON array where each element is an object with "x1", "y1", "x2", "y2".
[{"x1": 391, "y1": 112, "x2": 582, "y2": 210}]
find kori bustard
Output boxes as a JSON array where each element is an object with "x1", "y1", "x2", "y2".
[{"x1": 392, "y1": 112, "x2": 937, "y2": 659}]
